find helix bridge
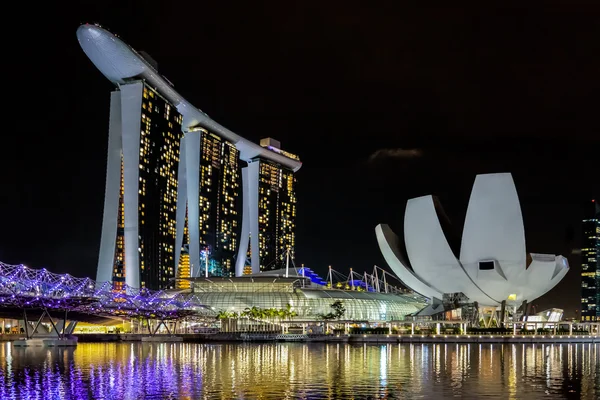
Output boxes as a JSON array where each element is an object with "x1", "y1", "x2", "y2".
[{"x1": 0, "y1": 261, "x2": 214, "y2": 325}]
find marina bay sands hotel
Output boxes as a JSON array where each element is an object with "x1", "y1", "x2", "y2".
[{"x1": 77, "y1": 24, "x2": 301, "y2": 290}]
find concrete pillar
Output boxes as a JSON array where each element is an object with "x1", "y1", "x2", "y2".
[
  {"x1": 569, "y1": 323, "x2": 573, "y2": 335},
  {"x1": 411, "y1": 323, "x2": 414, "y2": 335},
  {"x1": 521, "y1": 300, "x2": 528, "y2": 321},
  {"x1": 65, "y1": 322, "x2": 78, "y2": 335},
  {"x1": 553, "y1": 324, "x2": 556, "y2": 335},
  {"x1": 513, "y1": 322, "x2": 517, "y2": 335},
  {"x1": 436, "y1": 323, "x2": 440, "y2": 335},
  {"x1": 499, "y1": 300, "x2": 506, "y2": 327}
]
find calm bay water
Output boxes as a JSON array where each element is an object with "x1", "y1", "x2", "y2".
[{"x1": 0, "y1": 342, "x2": 599, "y2": 399}]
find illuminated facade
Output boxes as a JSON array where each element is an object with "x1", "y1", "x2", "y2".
[
  {"x1": 190, "y1": 277, "x2": 426, "y2": 321},
  {"x1": 236, "y1": 138, "x2": 298, "y2": 274},
  {"x1": 176, "y1": 212, "x2": 191, "y2": 289},
  {"x1": 581, "y1": 200, "x2": 600, "y2": 321},
  {"x1": 257, "y1": 159, "x2": 296, "y2": 271},
  {"x1": 97, "y1": 82, "x2": 183, "y2": 290},
  {"x1": 77, "y1": 24, "x2": 302, "y2": 283},
  {"x1": 174, "y1": 129, "x2": 241, "y2": 278}
]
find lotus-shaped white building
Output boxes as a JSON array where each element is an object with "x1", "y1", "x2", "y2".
[{"x1": 376, "y1": 173, "x2": 569, "y2": 309}]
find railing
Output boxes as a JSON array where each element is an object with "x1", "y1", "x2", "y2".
[{"x1": 0, "y1": 261, "x2": 214, "y2": 320}]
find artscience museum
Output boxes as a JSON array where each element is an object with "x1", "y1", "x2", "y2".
[{"x1": 376, "y1": 173, "x2": 569, "y2": 322}]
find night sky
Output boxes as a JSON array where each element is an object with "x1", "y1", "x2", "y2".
[{"x1": 3, "y1": 2, "x2": 599, "y2": 318}]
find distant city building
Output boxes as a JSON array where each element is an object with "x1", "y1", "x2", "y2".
[
  {"x1": 77, "y1": 24, "x2": 301, "y2": 288},
  {"x1": 581, "y1": 200, "x2": 600, "y2": 321},
  {"x1": 96, "y1": 82, "x2": 182, "y2": 291},
  {"x1": 236, "y1": 139, "x2": 298, "y2": 273}
]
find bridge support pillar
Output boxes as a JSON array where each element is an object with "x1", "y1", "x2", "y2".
[{"x1": 65, "y1": 321, "x2": 77, "y2": 335}]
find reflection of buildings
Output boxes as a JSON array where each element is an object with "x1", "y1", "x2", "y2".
[
  {"x1": 3, "y1": 343, "x2": 596, "y2": 398},
  {"x1": 77, "y1": 24, "x2": 301, "y2": 288},
  {"x1": 581, "y1": 200, "x2": 600, "y2": 321}
]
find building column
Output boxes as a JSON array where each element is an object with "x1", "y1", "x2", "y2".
[
  {"x1": 235, "y1": 167, "x2": 251, "y2": 276},
  {"x1": 96, "y1": 90, "x2": 123, "y2": 284},
  {"x1": 174, "y1": 132, "x2": 188, "y2": 277},
  {"x1": 183, "y1": 131, "x2": 201, "y2": 275},
  {"x1": 120, "y1": 82, "x2": 144, "y2": 289},
  {"x1": 236, "y1": 162, "x2": 260, "y2": 275}
]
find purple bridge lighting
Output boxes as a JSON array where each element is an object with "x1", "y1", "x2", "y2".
[{"x1": 0, "y1": 261, "x2": 213, "y2": 322}]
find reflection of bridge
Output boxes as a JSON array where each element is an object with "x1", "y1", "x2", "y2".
[{"x1": 0, "y1": 261, "x2": 214, "y2": 339}]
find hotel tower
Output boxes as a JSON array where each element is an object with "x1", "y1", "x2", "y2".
[{"x1": 77, "y1": 24, "x2": 301, "y2": 289}]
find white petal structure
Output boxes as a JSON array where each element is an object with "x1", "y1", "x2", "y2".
[
  {"x1": 376, "y1": 224, "x2": 443, "y2": 301},
  {"x1": 376, "y1": 173, "x2": 569, "y2": 307}
]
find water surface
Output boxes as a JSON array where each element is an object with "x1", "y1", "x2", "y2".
[{"x1": 0, "y1": 342, "x2": 599, "y2": 399}]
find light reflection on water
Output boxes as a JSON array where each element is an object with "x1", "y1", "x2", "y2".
[{"x1": 0, "y1": 342, "x2": 598, "y2": 399}]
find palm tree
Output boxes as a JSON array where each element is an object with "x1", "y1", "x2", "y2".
[
  {"x1": 250, "y1": 306, "x2": 261, "y2": 320},
  {"x1": 217, "y1": 310, "x2": 235, "y2": 332},
  {"x1": 277, "y1": 309, "x2": 286, "y2": 323},
  {"x1": 284, "y1": 303, "x2": 298, "y2": 321},
  {"x1": 216, "y1": 310, "x2": 230, "y2": 320},
  {"x1": 278, "y1": 309, "x2": 286, "y2": 319}
]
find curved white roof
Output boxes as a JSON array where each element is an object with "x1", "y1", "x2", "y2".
[
  {"x1": 376, "y1": 173, "x2": 569, "y2": 307},
  {"x1": 76, "y1": 24, "x2": 301, "y2": 172},
  {"x1": 375, "y1": 224, "x2": 443, "y2": 301},
  {"x1": 403, "y1": 195, "x2": 497, "y2": 305}
]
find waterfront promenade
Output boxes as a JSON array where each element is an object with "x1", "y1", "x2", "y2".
[{"x1": 61, "y1": 332, "x2": 600, "y2": 344}]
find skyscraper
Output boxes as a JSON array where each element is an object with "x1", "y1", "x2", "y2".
[
  {"x1": 77, "y1": 24, "x2": 301, "y2": 286},
  {"x1": 97, "y1": 82, "x2": 182, "y2": 290},
  {"x1": 581, "y1": 200, "x2": 600, "y2": 321},
  {"x1": 174, "y1": 128, "x2": 242, "y2": 279},
  {"x1": 236, "y1": 138, "x2": 298, "y2": 273}
]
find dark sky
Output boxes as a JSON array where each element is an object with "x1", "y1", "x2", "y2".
[{"x1": 3, "y1": 2, "x2": 599, "y2": 318}]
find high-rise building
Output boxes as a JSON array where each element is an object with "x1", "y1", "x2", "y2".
[
  {"x1": 174, "y1": 128, "x2": 242, "y2": 279},
  {"x1": 97, "y1": 82, "x2": 183, "y2": 290},
  {"x1": 236, "y1": 138, "x2": 298, "y2": 273},
  {"x1": 581, "y1": 199, "x2": 600, "y2": 321},
  {"x1": 77, "y1": 24, "x2": 302, "y2": 285}
]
